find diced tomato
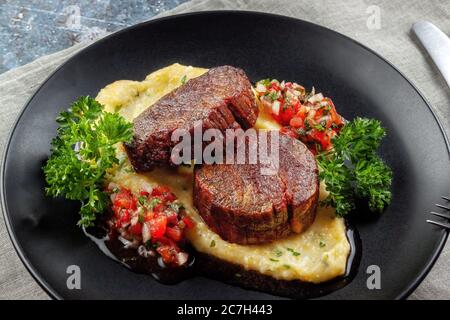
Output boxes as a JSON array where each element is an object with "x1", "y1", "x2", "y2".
[
  {"x1": 156, "y1": 245, "x2": 177, "y2": 264},
  {"x1": 182, "y1": 216, "x2": 195, "y2": 229},
  {"x1": 315, "y1": 131, "x2": 331, "y2": 150},
  {"x1": 151, "y1": 186, "x2": 171, "y2": 197},
  {"x1": 271, "y1": 83, "x2": 281, "y2": 91},
  {"x1": 144, "y1": 211, "x2": 154, "y2": 222},
  {"x1": 279, "y1": 105, "x2": 295, "y2": 125},
  {"x1": 297, "y1": 104, "x2": 307, "y2": 119},
  {"x1": 166, "y1": 210, "x2": 179, "y2": 225},
  {"x1": 290, "y1": 116, "x2": 303, "y2": 128},
  {"x1": 163, "y1": 192, "x2": 177, "y2": 203},
  {"x1": 156, "y1": 236, "x2": 177, "y2": 248},
  {"x1": 120, "y1": 210, "x2": 130, "y2": 225},
  {"x1": 153, "y1": 202, "x2": 165, "y2": 213},
  {"x1": 166, "y1": 226, "x2": 183, "y2": 242},
  {"x1": 149, "y1": 215, "x2": 167, "y2": 239},
  {"x1": 151, "y1": 186, "x2": 177, "y2": 203},
  {"x1": 280, "y1": 127, "x2": 298, "y2": 139},
  {"x1": 114, "y1": 189, "x2": 136, "y2": 210},
  {"x1": 112, "y1": 205, "x2": 121, "y2": 217},
  {"x1": 129, "y1": 222, "x2": 142, "y2": 235},
  {"x1": 109, "y1": 185, "x2": 190, "y2": 267},
  {"x1": 270, "y1": 112, "x2": 281, "y2": 123},
  {"x1": 292, "y1": 99, "x2": 300, "y2": 113}
]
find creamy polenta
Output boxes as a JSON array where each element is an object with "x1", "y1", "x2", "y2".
[{"x1": 98, "y1": 63, "x2": 350, "y2": 283}]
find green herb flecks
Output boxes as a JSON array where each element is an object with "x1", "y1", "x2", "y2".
[
  {"x1": 286, "y1": 247, "x2": 301, "y2": 257},
  {"x1": 273, "y1": 248, "x2": 283, "y2": 257}
]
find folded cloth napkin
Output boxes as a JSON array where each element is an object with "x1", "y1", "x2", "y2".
[{"x1": 0, "y1": 0, "x2": 449, "y2": 299}]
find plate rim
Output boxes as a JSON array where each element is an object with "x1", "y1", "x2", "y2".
[{"x1": 1, "y1": 10, "x2": 449, "y2": 300}]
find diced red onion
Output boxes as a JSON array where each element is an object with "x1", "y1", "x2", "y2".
[
  {"x1": 142, "y1": 222, "x2": 151, "y2": 243},
  {"x1": 308, "y1": 93, "x2": 324, "y2": 103},
  {"x1": 176, "y1": 252, "x2": 189, "y2": 266},
  {"x1": 255, "y1": 83, "x2": 266, "y2": 93},
  {"x1": 272, "y1": 100, "x2": 281, "y2": 115}
]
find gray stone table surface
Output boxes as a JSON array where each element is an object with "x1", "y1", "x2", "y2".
[{"x1": 0, "y1": 0, "x2": 190, "y2": 74}]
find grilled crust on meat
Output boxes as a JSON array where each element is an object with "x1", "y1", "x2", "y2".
[
  {"x1": 125, "y1": 66, "x2": 258, "y2": 172},
  {"x1": 194, "y1": 133, "x2": 319, "y2": 245}
]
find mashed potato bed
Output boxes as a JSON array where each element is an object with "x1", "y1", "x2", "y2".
[{"x1": 98, "y1": 64, "x2": 350, "y2": 283}]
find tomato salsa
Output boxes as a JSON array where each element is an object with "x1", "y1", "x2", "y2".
[
  {"x1": 255, "y1": 79, "x2": 345, "y2": 153},
  {"x1": 107, "y1": 184, "x2": 194, "y2": 267}
]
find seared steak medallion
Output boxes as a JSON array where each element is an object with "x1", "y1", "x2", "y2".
[
  {"x1": 125, "y1": 66, "x2": 258, "y2": 172},
  {"x1": 194, "y1": 133, "x2": 319, "y2": 245}
]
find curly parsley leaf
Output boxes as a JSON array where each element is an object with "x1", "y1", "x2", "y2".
[
  {"x1": 43, "y1": 96, "x2": 133, "y2": 227},
  {"x1": 318, "y1": 117, "x2": 392, "y2": 216},
  {"x1": 354, "y1": 157, "x2": 393, "y2": 212},
  {"x1": 317, "y1": 154, "x2": 355, "y2": 217},
  {"x1": 333, "y1": 117, "x2": 386, "y2": 163}
]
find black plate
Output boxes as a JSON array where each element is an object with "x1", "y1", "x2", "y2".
[{"x1": 2, "y1": 11, "x2": 450, "y2": 300}]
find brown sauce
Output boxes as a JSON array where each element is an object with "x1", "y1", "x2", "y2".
[{"x1": 85, "y1": 218, "x2": 360, "y2": 299}]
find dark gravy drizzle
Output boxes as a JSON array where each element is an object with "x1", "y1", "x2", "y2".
[{"x1": 85, "y1": 219, "x2": 361, "y2": 299}]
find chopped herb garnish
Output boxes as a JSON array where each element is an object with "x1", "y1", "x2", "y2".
[
  {"x1": 304, "y1": 119, "x2": 311, "y2": 131},
  {"x1": 169, "y1": 201, "x2": 184, "y2": 213},
  {"x1": 210, "y1": 240, "x2": 216, "y2": 248},
  {"x1": 315, "y1": 143, "x2": 322, "y2": 153},
  {"x1": 313, "y1": 123, "x2": 325, "y2": 131},
  {"x1": 124, "y1": 167, "x2": 135, "y2": 173},
  {"x1": 269, "y1": 258, "x2": 280, "y2": 262},
  {"x1": 297, "y1": 128, "x2": 306, "y2": 136},
  {"x1": 138, "y1": 196, "x2": 148, "y2": 206},
  {"x1": 267, "y1": 92, "x2": 278, "y2": 101},
  {"x1": 283, "y1": 264, "x2": 291, "y2": 269},
  {"x1": 319, "y1": 240, "x2": 326, "y2": 248},
  {"x1": 273, "y1": 248, "x2": 283, "y2": 257},
  {"x1": 148, "y1": 198, "x2": 161, "y2": 210},
  {"x1": 180, "y1": 75, "x2": 187, "y2": 84},
  {"x1": 286, "y1": 247, "x2": 301, "y2": 256}
]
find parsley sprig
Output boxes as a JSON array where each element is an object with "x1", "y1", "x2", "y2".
[
  {"x1": 317, "y1": 117, "x2": 392, "y2": 216},
  {"x1": 43, "y1": 96, "x2": 133, "y2": 227}
]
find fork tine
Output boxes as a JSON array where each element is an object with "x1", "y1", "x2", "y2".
[
  {"x1": 435, "y1": 204, "x2": 450, "y2": 211},
  {"x1": 427, "y1": 220, "x2": 450, "y2": 229},
  {"x1": 431, "y1": 211, "x2": 450, "y2": 219},
  {"x1": 442, "y1": 196, "x2": 450, "y2": 201}
]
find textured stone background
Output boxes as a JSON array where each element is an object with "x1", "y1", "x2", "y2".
[{"x1": 0, "y1": 0, "x2": 189, "y2": 74}]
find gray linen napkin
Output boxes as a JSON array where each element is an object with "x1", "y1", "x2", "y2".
[{"x1": 0, "y1": 0, "x2": 449, "y2": 299}]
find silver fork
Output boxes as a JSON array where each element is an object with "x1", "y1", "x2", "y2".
[{"x1": 427, "y1": 196, "x2": 450, "y2": 229}]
